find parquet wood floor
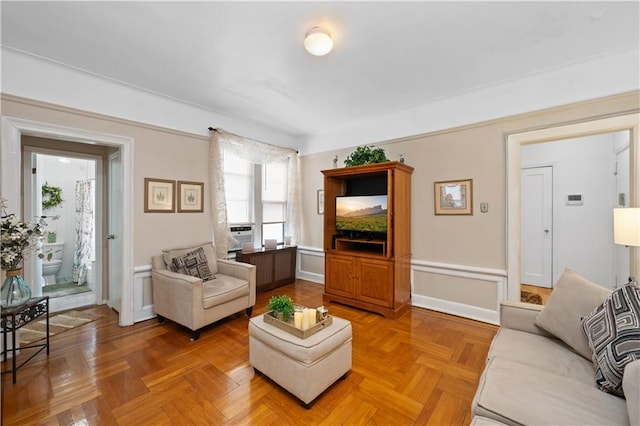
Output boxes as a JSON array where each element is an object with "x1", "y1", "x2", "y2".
[{"x1": 2, "y1": 280, "x2": 497, "y2": 425}]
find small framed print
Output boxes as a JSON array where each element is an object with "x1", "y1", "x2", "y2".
[
  {"x1": 317, "y1": 189, "x2": 324, "y2": 215},
  {"x1": 434, "y1": 179, "x2": 473, "y2": 215},
  {"x1": 144, "y1": 178, "x2": 175, "y2": 213},
  {"x1": 177, "y1": 181, "x2": 204, "y2": 213}
]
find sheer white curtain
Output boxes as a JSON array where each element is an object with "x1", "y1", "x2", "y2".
[{"x1": 209, "y1": 129, "x2": 302, "y2": 259}]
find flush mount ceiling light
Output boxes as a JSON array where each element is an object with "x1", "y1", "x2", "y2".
[{"x1": 304, "y1": 27, "x2": 333, "y2": 56}]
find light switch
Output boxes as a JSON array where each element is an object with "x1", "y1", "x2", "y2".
[{"x1": 480, "y1": 202, "x2": 489, "y2": 213}]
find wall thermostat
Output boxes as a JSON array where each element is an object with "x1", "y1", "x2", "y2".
[{"x1": 567, "y1": 194, "x2": 583, "y2": 206}]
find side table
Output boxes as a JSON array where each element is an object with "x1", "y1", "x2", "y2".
[{"x1": 1, "y1": 296, "x2": 49, "y2": 383}]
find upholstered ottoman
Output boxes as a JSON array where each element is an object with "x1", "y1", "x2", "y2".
[{"x1": 248, "y1": 314, "x2": 352, "y2": 405}]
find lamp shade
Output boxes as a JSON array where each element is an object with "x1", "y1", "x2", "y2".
[
  {"x1": 613, "y1": 208, "x2": 640, "y2": 247},
  {"x1": 304, "y1": 27, "x2": 333, "y2": 56}
]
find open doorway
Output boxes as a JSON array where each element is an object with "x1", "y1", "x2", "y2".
[
  {"x1": 519, "y1": 131, "x2": 630, "y2": 304},
  {"x1": 507, "y1": 114, "x2": 639, "y2": 305},
  {"x1": 23, "y1": 145, "x2": 103, "y2": 312},
  {"x1": 31, "y1": 152, "x2": 102, "y2": 308}
]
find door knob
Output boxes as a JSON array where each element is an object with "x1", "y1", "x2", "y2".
[
  {"x1": 106, "y1": 234, "x2": 116, "y2": 240},
  {"x1": 544, "y1": 229, "x2": 550, "y2": 234}
]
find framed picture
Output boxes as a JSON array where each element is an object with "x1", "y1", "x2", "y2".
[
  {"x1": 177, "y1": 181, "x2": 204, "y2": 213},
  {"x1": 144, "y1": 178, "x2": 175, "y2": 213},
  {"x1": 317, "y1": 189, "x2": 324, "y2": 215},
  {"x1": 434, "y1": 179, "x2": 473, "y2": 215}
]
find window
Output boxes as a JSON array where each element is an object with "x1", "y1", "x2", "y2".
[
  {"x1": 223, "y1": 152, "x2": 253, "y2": 224},
  {"x1": 261, "y1": 160, "x2": 288, "y2": 244},
  {"x1": 223, "y1": 150, "x2": 288, "y2": 247}
]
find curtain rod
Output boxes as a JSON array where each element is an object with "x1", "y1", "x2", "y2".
[{"x1": 207, "y1": 127, "x2": 298, "y2": 154}]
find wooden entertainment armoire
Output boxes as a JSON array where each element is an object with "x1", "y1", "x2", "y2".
[{"x1": 322, "y1": 161, "x2": 413, "y2": 319}]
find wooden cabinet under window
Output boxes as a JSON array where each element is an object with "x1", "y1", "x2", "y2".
[
  {"x1": 236, "y1": 246, "x2": 297, "y2": 292},
  {"x1": 322, "y1": 161, "x2": 413, "y2": 319}
]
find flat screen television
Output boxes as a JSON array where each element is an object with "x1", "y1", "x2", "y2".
[{"x1": 336, "y1": 195, "x2": 388, "y2": 233}]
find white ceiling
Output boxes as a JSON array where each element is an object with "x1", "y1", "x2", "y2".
[{"x1": 2, "y1": 1, "x2": 639, "y2": 141}]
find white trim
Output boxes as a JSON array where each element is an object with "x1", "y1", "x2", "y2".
[
  {"x1": 412, "y1": 294, "x2": 500, "y2": 325},
  {"x1": 411, "y1": 262, "x2": 506, "y2": 325},
  {"x1": 296, "y1": 246, "x2": 324, "y2": 284},
  {"x1": 0, "y1": 117, "x2": 136, "y2": 326},
  {"x1": 506, "y1": 113, "x2": 640, "y2": 303},
  {"x1": 411, "y1": 259, "x2": 506, "y2": 278},
  {"x1": 133, "y1": 265, "x2": 155, "y2": 323}
]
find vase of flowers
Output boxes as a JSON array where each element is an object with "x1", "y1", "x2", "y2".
[{"x1": 1, "y1": 198, "x2": 45, "y2": 307}]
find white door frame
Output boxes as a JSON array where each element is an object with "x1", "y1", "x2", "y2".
[
  {"x1": 1, "y1": 116, "x2": 135, "y2": 326},
  {"x1": 506, "y1": 113, "x2": 640, "y2": 301}
]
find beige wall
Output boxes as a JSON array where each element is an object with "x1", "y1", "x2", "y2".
[
  {"x1": 2, "y1": 95, "x2": 213, "y2": 267},
  {"x1": 300, "y1": 91, "x2": 640, "y2": 319},
  {"x1": 3, "y1": 91, "x2": 639, "y2": 322}
]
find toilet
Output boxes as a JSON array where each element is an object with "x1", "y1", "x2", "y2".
[{"x1": 42, "y1": 242, "x2": 64, "y2": 285}]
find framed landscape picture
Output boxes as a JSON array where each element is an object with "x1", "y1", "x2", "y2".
[
  {"x1": 144, "y1": 178, "x2": 175, "y2": 213},
  {"x1": 434, "y1": 179, "x2": 473, "y2": 215},
  {"x1": 177, "y1": 181, "x2": 204, "y2": 213}
]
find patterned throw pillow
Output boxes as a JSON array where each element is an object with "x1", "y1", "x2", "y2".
[
  {"x1": 582, "y1": 283, "x2": 640, "y2": 396},
  {"x1": 170, "y1": 247, "x2": 214, "y2": 281}
]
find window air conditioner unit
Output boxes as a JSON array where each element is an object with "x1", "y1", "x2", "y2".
[{"x1": 229, "y1": 226, "x2": 254, "y2": 251}]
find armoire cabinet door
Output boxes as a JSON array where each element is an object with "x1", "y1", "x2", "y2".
[
  {"x1": 358, "y1": 257, "x2": 394, "y2": 308},
  {"x1": 325, "y1": 253, "x2": 357, "y2": 299}
]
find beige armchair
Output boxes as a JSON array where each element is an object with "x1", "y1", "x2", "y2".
[{"x1": 151, "y1": 242, "x2": 256, "y2": 341}]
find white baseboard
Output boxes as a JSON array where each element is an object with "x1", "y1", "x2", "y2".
[{"x1": 412, "y1": 294, "x2": 500, "y2": 325}]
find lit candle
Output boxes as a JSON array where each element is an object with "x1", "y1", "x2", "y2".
[
  {"x1": 301, "y1": 308, "x2": 310, "y2": 330},
  {"x1": 294, "y1": 311, "x2": 303, "y2": 329}
]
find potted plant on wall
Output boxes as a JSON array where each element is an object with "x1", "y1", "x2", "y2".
[{"x1": 266, "y1": 295, "x2": 295, "y2": 322}]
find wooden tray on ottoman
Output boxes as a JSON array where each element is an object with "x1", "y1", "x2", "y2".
[{"x1": 263, "y1": 310, "x2": 333, "y2": 339}]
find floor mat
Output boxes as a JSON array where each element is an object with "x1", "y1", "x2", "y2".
[{"x1": 19, "y1": 309, "x2": 102, "y2": 346}]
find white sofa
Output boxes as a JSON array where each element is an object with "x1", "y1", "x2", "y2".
[
  {"x1": 151, "y1": 242, "x2": 256, "y2": 341},
  {"x1": 472, "y1": 270, "x2": 640, "y2": 426}
]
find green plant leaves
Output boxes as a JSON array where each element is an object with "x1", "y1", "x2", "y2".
[{"x1": 344, "y1": 145, "x2": 389, "y2": 167}]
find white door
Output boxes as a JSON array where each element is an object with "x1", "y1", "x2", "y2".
[
  {"x1": 108, "y1": 152, "x2": 122, "y2": 312},
  {"x1": 614, "y1": 146, "x2": 630, "y2": 286},
  {"x1": 521, "y1": 166, "x2": 553, "y2": 288}
]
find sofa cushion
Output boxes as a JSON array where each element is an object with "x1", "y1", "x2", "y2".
[
  {"x1": 487, "y1": 328, "x2": 595, "y2": 385},
  {"x1": 472, "y1": 357, "x2": 628, "y2": 426},
  {"x1": 623, "y1": 360, "x2": 640, "y2": 425},
  {"x1": 582, "y1": 283, "x2": 640, "y2": 396},
  {"x1": 163, "y1": 242, "x2": 219, "y2": 276},
  {"x1": 202, "y1": 274, "x2": 249, "y2": 309},
  {"x1": 534, "y1": 269, "x2": 611, "y2": 360},
  {"x1": 170, "y1": 247, "x2": 214, "y2": 281}
]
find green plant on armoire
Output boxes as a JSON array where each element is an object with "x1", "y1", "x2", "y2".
[{"x1": 343, "y1": 145, "x2": 389, "y2": 167}]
